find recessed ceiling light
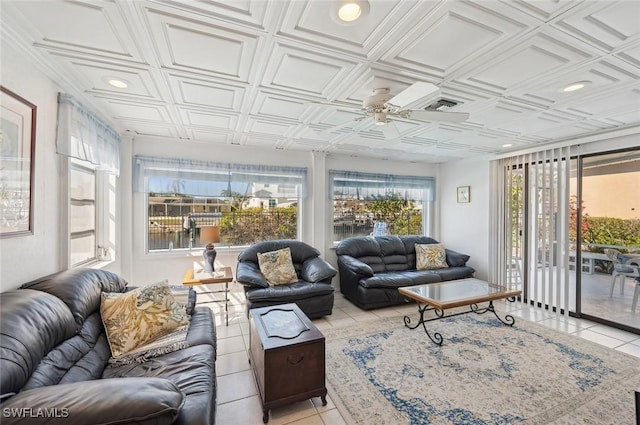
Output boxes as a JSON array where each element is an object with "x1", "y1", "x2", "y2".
[
  {"x1": 106, "y1": 78, "x2": 129, "y2": 89},
  {"x1": 339, "y1": 2, "x2": 362, "y2": 21},
  {"x1": 332, "y1": 1, "x2": 370, "y2": 24},
  {"x1": 502, "y1": 143, "x2": 513, "y2": 147},
  {"x1": 562, "y1": 81, "x2": 590, "y2": 93}
]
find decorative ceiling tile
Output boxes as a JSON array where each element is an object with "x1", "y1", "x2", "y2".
[
  {"x1": 7, "y1": 0, "x2": 144, "y2": 62},
  {"x1": 178, "y1": 108, "x2": 238, "y2": 129},
  {"x1": 381, "y1": 0, "x2": 534, "y2": 78},
  {"x1": 246, "y1": 117, "x2": 296, "y2": 136},
  {"x1": 261, "y1": 43, "x2": 360, "y2": 97},
  {"x1": 153, "y1": 0, "x2": 273, "y2": 31},
  {"x1": 167, "y1": 74, "x2": 245, "y2": 111},
  {"x1": 250, "y1": 92, "x2": 309, "y2": 120},
  {"x1": 50, "y1": 54, "x2": 161, "y2": 100},
  {"x1": 277, "y1": 0, "x2": 415, "y2": 58},
  {"x1": 2, "y1": 0, "x2": 639, "y2": 163},
  {"x1": 457, "y1": 32, "x2": 593, "y2": 93},
  {"x1": 553, "y1": 1, "x2": 640, "y2": 52},
  {"x1": 144, "y1": 7, "x2": 260, "y2": 82}
]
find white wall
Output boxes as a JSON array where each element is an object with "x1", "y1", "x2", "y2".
[
  {"x1": 0, "y1": 42, "x2": 63, "y2": 290},
  {"x1": 440, "y1": 157, "x2": 491, "y2": 280}
]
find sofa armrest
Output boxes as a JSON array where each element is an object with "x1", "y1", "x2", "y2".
[
  {"x1": 445, "y1": 249, "x2": 471, "y2": 267},
  {"x1": 0, "y1": 377, "x2": 184, "y2": 425},
  {"x1": 301, "y1": 256, "x2": 337, "y2": 283},
  {"x1": 236, "y1": 262, "x2": 269, "y2": 288},
  {"x1": 338, "y1": 255, "x2": 374, "y2": 277}
]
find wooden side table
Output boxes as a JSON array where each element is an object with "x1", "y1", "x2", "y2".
[
  {"x1": 249, "y1": 303, "x2": 327, "y2": 423},
  {"x1": 182, "y1": 265, "x2": 234, "y2": 326}
]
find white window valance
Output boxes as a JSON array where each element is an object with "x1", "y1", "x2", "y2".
[
  {"x1": 56, "y1": 93, "x2": 121, "y2": 175},
  {"x1": 134, "y1": 156, "x2": 308, "y2": 198},
  {"x1": 329, "y1": 170, "x2": 435, "y2": 201}
]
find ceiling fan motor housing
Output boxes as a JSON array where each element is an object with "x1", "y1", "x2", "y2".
[{"x1": 363, "y1": 88, "x2": 393, "y2": 112}]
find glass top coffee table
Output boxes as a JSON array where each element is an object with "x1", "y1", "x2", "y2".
[{"x1": 398, "y1": 278, "x2": 522, "y2": 346}]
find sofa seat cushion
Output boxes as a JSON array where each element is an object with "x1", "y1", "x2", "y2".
[
  {"x1": 245, "y1": 281, "x2": 334, "y2": 303},
  {"x1": 360, "y1": 271, "x2": 442, "y2": 289},
  {"x1": 104, "y1": 344, "x2": 216, "y2": 425},
  {"x1": 432, "y1": 266, "x2": 477, "y2": 281},
  {"x1": 1, "y1": 377, "x2": 184, "y2": 425}
]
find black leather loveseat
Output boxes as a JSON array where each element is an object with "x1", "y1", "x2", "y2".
[
  {"x1": 236, "y1": 240, "x2": 337, "y2": 319},
  {"x1": 0, "y1": 268, "x2": 217, "y2": 425},
  {"x1": 336, "y1": 235, "x2": 475, "y2": 310}
]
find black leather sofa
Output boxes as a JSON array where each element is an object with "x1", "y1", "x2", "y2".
[
  {"x1": 236, "y1": 240, "x2": 337, "y2": 319},
  {"x1": 0, "y1": 268, "x2": 217, "y2": 425},
  {"x1": 336, "y1": 235, "x2": 475, "y2": 310}
]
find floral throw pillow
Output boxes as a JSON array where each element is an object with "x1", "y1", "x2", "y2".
[
  {"x1": 257, "y1": 247, "x2": 299, "y2": 286},
  {"x1": 415, "y1": 243, "x2": 449, "y2": 270},
  {"x1": 100, "y1": 281, "x2": 189, "y2": 357}
]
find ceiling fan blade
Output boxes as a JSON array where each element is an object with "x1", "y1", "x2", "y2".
[
  {"x1": 386, "y1": 82, "x2": 439, "y2": 108},
  {"x1": 405, "y1": 110, "x2": 470, "y2": 123},
  {"x1": 320, "y1": 116, "x2": 368, "y2": 134},
  {"x1": 382, "y1": 120, "x2": 401, "y2": 139}
]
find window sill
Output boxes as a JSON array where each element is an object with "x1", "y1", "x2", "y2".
[{"x1": 73, "y1": 259, "x2": 114, "y2": 270}]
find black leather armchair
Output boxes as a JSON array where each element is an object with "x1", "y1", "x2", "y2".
[{"x1": 236, "y1": 240, "x2": 337, "y2": 319}]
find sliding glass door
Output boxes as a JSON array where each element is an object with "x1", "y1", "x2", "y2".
[
  {"x1": 495, "y1": 147, "x2": 639, "y2": 333},
  {"x1": 578, "y1": 151, "x2": 640, "y2": 330}
]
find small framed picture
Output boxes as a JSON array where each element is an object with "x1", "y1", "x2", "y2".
[{"x1": 457, "y1": 186, "x2": 470, "y2": 203}]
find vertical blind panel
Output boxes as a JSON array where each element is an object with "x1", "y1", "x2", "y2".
[{"x1": 491, "y1": 146, "x2": 575, "y2": 315}]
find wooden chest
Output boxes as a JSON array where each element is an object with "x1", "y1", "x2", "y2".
[{"x1": 249, "y1": 303, "x2": 327, "y2": 423}]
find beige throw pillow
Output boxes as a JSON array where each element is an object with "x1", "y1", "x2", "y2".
[
  {"x1": 415, "y1": 243, "x2": 449, "y2": 270},
  {"x1": 257, "y1": 247, "x2": 298, "y2": 286},
  {"x1": 100, "y1": 281, "x2": 189, "y2": 357}
]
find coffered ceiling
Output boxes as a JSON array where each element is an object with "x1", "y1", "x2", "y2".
[{"x1": 2, "y1": 0, "x2": 639, "y2": 163}]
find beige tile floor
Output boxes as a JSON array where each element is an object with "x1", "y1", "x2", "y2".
[{"x1": 199, "y1": 282, "x2": 640, "y2": 425}]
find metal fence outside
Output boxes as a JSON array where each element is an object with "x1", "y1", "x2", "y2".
[{"x1": 149, "y1": 209, "x2": 423, "y2": 251}]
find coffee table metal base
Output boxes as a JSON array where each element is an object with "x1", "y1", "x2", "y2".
[{"x1": 403, "y1": 299, "x2": 517, "y2": 346}]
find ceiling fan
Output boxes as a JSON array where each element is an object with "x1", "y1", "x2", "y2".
[{"x1": 321, "y1": 82, "x2": 470, "y2": 139}]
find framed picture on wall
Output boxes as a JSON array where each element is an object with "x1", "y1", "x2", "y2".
[
  {"x1": 457, "y1": 186, "x2": 470, "y2": 203},
  {"x1": 0, "y1": 86, "x2": 36, "y2": 237}
]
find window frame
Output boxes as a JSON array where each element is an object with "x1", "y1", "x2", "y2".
[
  {"x1": 136, "y1": 157, "x2": 307, "y2": 254},
  {"x1": 67, "y1": 158, "x2": 110, "y2": 267},
  {"x1": 329, "y1": 170, "x2": 435, "y2": 244}
]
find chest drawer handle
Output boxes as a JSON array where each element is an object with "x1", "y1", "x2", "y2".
[{"x1": 287, "y1": 353, "x2": 304, "y2": 365}]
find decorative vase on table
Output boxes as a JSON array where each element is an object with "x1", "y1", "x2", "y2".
[
  {"x1": 200, "y1": 225, "x2": 220, "y2": 273},
  {"x1": 203, "y1": 243, "x2": 217, "y2": 273}
]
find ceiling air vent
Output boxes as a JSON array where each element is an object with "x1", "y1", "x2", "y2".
[{"x1": 426, "y1": 98, "x2": 460, "y2": 111}]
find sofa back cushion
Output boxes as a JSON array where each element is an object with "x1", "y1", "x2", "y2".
[
  {"x1": 0, "y1": 290, "x2": 76, "y2": 396},
  {"x1": 377, "y1": 236, "x2": 410, "y2": 271},
  {"x1": 401, "y1": 236, "x2": 440, "y2": 269},
  {"x1": 336, "y1": 237, "x2": 385, "y2": 273},
  {"x1": 337, "y1": 235, "x2": 442, "y2": 272},
  {"x1": 20, "y1": 269, "x2": 128, "y2": 329},
  {"x1": 21, "y1": 312, "x2": 111, "y2": 391}
]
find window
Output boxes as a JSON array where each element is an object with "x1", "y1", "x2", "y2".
[
  {"x1": 329, "y1": 170, "x2": 435, "y2": 243},
  {"x1": 134, "y1": 156, "x2": 307, "y2": 252},
  {"x1": 69, "y1": 161, "x2": 97, "y2": 266}
]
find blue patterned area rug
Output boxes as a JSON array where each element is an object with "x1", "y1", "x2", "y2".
[{"x1": 323, "y1": 312, "x2": 640, "y2": 425}]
